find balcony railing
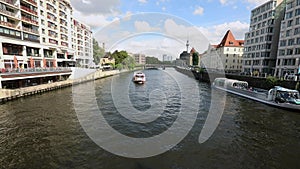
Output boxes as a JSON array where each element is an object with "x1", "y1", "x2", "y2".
[
  {"x1": 0, "y1": 20, "x2": 17, "y2": 29},
  {"x1": 48, "y1": 33, "x2": 58, "y2": 38},
  {"x1": 0, "y1": 8, "x2": 16, "y2": 17},
  {"x1": 21, "y1": 6, "x2": 38, "y2": 15},
  {"x1": 23, "y1": 0, "x2": 37, "y2": 6},
  {"x1": 1, "y1": 67, "x2": 72, "y2": 74},
  {"x1": 3, "y1": 0, "x2": 15, "y2": 6},
  {"x1": 21, "y1": 16, "x2": 38, "y2": 25},
  {"x1": 23, "y1": 27, "x2": 38, "y2": 34}
]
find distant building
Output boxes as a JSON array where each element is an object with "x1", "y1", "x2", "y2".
[
  {"x1": 216, "y1": 30, "x2": 244, "y2": 72},
  {"x1": 201, "y1": 30, "x2": 244, "y2": 72},
  {"x1": 178, "y1": 40, "x2": 190, "y2": 67},
  {"x1": 179, "y1": 51, "x2": 190, "y2": 66},
  {"x1": 99, "y1": 53, "x2": 115, "y2": 70},
  {"x1": 242, "y1": 0, "x2": 285, "y2": 76},
  {"x1": 72, "y1": 19, "x2": 93, "y2": 68},
  {"x1": 133, "y1": 53, "x2": 146, "y2": 65}
]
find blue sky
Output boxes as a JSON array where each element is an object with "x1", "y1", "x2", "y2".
[{"x1": 71, "y1": 0, "x2": 268, "y2": 58}]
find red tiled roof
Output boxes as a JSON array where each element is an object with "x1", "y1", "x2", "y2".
[
  {"x1": 217, "y1": 30, "x2": 244, "y2": 48},
  {"x1": 190, "y1": 47, "x2": 196, "y2": 54}
]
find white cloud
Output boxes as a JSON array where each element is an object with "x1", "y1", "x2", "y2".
[
  {"x1": 220, "y1": 0, "x2": 227, "y2": 5},
  {"x1": 246, "y1": 0, "x2": 268, "y2": 6},
  {"x1": 197, "y1": 21, "x2": 249, "y2": 45},
  {"x1": 193, "y1": 6, "x2": 204, "y2": 15},
  {"x1": 134, "y1": 21, "x2": 160, "y2": 32},
  {"x1": 73, "y1": 10, "x2": 119, "y2": 30},
  {"x1": 138, "y1": 0, "x2": 148, "y2": 3},
  {"x1": 162, "y1": 7, "x2": 166, "y2": 11},
  {"x1": 70, "y1": 0, "x2": 120, "y2": 15}
]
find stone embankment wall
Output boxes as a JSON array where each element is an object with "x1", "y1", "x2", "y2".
[
  {"x1": 197, "y1": 72, "x2": 299, "y2": 90},
  {"x1": 175, "y1": 67, "x2": 299, "y2": 91},
  {"x1": 0, "y1": 69, "x2": 130, "y2": 103}
]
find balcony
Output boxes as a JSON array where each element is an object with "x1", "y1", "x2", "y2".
[
  {"x1": 46, "y1": 6, "x2": 56, "y2": 14},
  {"x1": 0, "y1": 20, "x2": 17, "y2": 29},
  {"x1": 47, "y1": 15, "x2": 57, "y2": 22},
  {"x1": 61, "y1": 42, "x2": 68, "y2": 46},
  {"x1": 22, "y1": 0, "x2": 37, "y2": 6},
  {"x1": 0, "y1": 8, "x2": 17, "y2": 18},
  {"x1": 3, "y1": 0, "x2": 15, "y2": 6},
  {"x1": 21, "y1": 6, "x2": 37, "y2": 15},
  {"x1": 23, "y1": 27, "x2": 38, "y2": 34},
  {"x1": 21, "y1": 16, "x2": 38, "y2": 25},
  {"x1": 48, "y1": 33, "x2": 58, "y2": 38}
]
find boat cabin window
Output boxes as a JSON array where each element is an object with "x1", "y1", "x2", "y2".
[
  {"x1": 277, "y1": 91, "x2": 299, "y2": 99},
  {"x1": 232, "y1": 82, "x2": 248, "y2": 89}
]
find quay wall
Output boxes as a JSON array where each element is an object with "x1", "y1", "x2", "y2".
[
  {"x1": 175, "y1": 67, "x2": 299, "y2": 91},
  {"x1": 0, "y1": 69, "x2": 132, "y2": 103}
]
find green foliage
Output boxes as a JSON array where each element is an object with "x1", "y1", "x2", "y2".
[
  {"x1": 93, "y1": 38, "x2": 105, "y2": 65},
  {"x1": 146, "y1": 56, "x2": 161, "y2": 64},
  {"x1": 122, "y1": 56, "x2": 136, "y2": 70},
  {"x1": 192, "y1": 52, "x2": 199, "y2": 66},
  {"x1": 115, "y1": 63, "x2": 123, "y2": 70},
  {"x1": 111, "y1": 50, "x2": 129, "y2": 65},
  {"x1": 266, "y1": 76, "x2": 278, "y2": 87}
]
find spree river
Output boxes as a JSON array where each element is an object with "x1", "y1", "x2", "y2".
[{"x1": 0, "y1": 68, "x2": 299, "y2": 169}]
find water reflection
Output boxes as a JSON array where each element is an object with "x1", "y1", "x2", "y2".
[{"x1": 0, "y1": 68, "x2": 299, "y2": 168}]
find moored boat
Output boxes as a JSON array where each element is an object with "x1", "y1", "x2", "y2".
[
  {"x1": 212, "y1": 78, "x2": 300, "y2": 111},
  {"x1": 132, "y1": 72, "x2": 146, "y2": 84}
]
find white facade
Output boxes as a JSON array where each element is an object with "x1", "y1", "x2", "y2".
[
  {"x1": 0, "y1": 0, "x2": 92, "y2": 69},
  {"x1": 217, "y1": 46, "x2": 244, "y2": 72}
]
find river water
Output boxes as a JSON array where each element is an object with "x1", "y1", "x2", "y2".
[{"x1": 0, "y1": 68, "x2": 299, "y2": 169}]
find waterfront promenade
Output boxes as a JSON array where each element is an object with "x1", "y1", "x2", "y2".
[{"x1": 0, "y1": 69, "x2": 131, "y2": 102}]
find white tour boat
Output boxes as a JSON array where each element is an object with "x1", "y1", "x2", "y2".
[
  {"x1": 212, "y1": 78, "x2": 300, "y2": 111},
  {"x1": 132, "y1": 72, "x2": 146, "y2": 84}
]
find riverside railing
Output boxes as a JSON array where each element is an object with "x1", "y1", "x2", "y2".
[{"x1": 0, "y1": 67, "x2": 72, "y2": 74}]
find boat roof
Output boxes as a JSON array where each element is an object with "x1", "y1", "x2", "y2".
[
  {"x1": 214, "y1": 78, "x2": 248, "y2": 86},
  {"x1": 275, "y1": 86, "x2": 299, "y2": 93}
]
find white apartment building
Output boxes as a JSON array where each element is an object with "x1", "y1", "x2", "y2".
[
  {"x1": 275, "y1": 0, "x2": 300, "y2": 77},
  {"x1": 243, "y1": 0, "x2": 285, "y2": 76},
  {"x1": 72, "y1": 19, "x2": 93, "y2": 68},
  {"x1": 0, "y1": 0, "x2": 92, "y2": 69},
  {"x1": 133, "y1": 53, "x2": 146, "y2": 65}
]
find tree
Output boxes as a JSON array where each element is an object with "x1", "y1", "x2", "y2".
[
  {"x1": 93, "y1": 38, "x2": 105, "y2": 65},
  {"x1": 122, "y1": 56, "x2": 136, "y2": 70},
  {"x1": 111, "y1": 50, "x2": 129, "y2": 65},
  {"x1": 146, "y1": 56, "x2": 161, "y2": 64},
  {"x1": 192, "y1": 52, "x2": 199, "y2": 66}
]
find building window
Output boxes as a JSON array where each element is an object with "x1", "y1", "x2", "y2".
[
  {"x1": 42, "y1": 37, "x2": 45, "y2": 42},
  {"x1": 2, "y1": 43, "x2": 23, "y2": 56},
  {"x1": 287, "y1": 20, "x2": 293, "y2": 27},
  {"x1": 280, "y1": 40, "x2": 286, "y2": 46},
  {"x1": 287, "y1": 49, "x2": 293, "y2": 55},
  {"x1": 288, "y1": 39, "x2": 295, "y2": 46},
  {"x1": 296, "y1": 9, "x2": 300, "y2": 16},
  {"x1": 286, "y1": 11, "x2": 293, "y2": 19},
  {"x1": 279, "y1": 50, "x2": 285, "y2": 56},
  {"x1": 286, "y1": 30, "x2": 291, "y2": 37},
  {"x1": 287, "y1": 2, "x2": 293, "y2": 10}
]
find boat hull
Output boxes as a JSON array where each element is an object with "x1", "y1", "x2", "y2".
[{"x1": 213, "y1": 85, "x2": 300, "y2": 112}]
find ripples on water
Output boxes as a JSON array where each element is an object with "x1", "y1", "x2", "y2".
[{"x1": 0, "y1": 68, "x2": 299, "y2": 169}]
